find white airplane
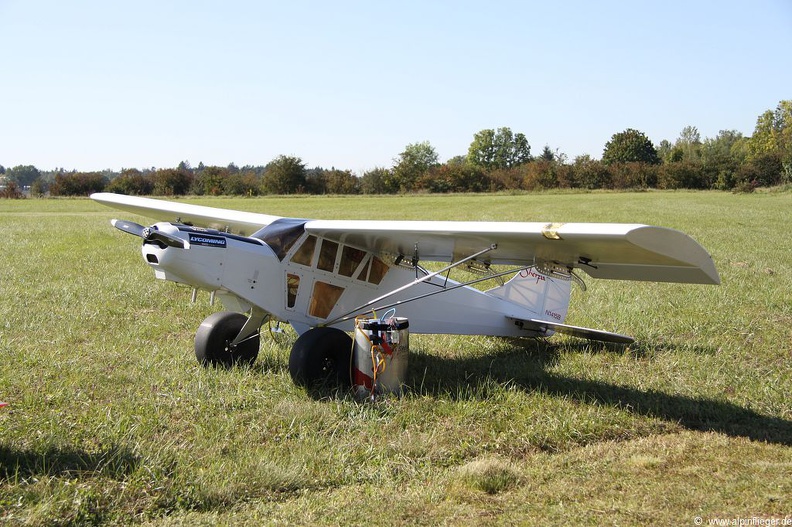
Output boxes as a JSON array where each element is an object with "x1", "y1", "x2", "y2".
[{"x1": 91, "y1": 192, "x2": 719, "y2": 387}]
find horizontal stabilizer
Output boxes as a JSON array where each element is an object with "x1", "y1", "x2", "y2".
[{"x1": 507, "y1": 316, "x2": 635, "y2": 344}]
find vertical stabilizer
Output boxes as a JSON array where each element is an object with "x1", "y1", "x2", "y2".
[{"x1": 487, "y1": 267, "x2": 572, "y2": 323}]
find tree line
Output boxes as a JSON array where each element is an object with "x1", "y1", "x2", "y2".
[{"x1": 2, "y1": 100, "x2": 790, "y2": 198}]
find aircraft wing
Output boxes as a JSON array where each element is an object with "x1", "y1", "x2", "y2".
[
  {"x1": 305, "y1": 220, "x2": 720, "y2": 285},
  {"x1": 91, "y1": 193, "x2": 719, "y2": 285},
  {"x1": 91, "y1": 193, "x2": 280, "y2": 236}
]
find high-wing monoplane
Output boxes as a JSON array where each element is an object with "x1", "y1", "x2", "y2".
[{"x1": 92, "y1": 192, "x2": 719, "y2": 387}]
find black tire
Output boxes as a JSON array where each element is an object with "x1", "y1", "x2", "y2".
[
  {"x1": 288, "y1": 327, "x2": 352, "y2": 387},
  {"x1": 195, "y1": 311, "x2": 260, "y2": 368}
]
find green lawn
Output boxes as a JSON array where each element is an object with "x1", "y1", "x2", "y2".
[{"x1": 1, "y1": 190, "x2": 790, "y2": 525}]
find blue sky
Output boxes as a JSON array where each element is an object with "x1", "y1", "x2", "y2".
[{"x1": 1, "y1": 0, "x2": 790, "y2": 173}]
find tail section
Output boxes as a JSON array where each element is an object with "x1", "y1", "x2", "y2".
[
  {"x1": 487, "y1": 266, "x2": 572, "y2": 323},
  {"x1": 490, "y1": 265, "x2": 635, "y2": 343}
]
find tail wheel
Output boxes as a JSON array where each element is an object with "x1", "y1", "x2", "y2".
[
  {"x1": 195, "y1": 312, "x2": 260, "y2": 368},
  {"x1": 288, "y1": 327, "x2": 352, "y2": 387}
]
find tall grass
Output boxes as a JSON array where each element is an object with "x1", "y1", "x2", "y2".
[{"x1": 1, "y1": 190, "x2": 790, "y2": 525}]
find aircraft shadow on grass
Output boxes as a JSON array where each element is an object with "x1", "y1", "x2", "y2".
[
  {"x1": 247, "y1": 335, "x2": 792, "y2": 446},
  {"x1": 404, "y1": 339, "x2": 792, "y2": 447}
]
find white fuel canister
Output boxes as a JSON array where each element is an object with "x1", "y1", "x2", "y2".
[{"x1": 352, "y1": 317, "x2": 409, "y2": 398}]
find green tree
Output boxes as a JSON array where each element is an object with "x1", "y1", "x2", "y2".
[
  {"x1": 737, "y1": 153, "x2": 784, "y2": 188},
  {"x1": 654, "y1": 126, "x2": 708, "y2": 188},
  {"x1": 222, "y1": 170, "x2": 260, "y2": 195},
  {"x1": 658, "y1": 161, "x2": 703, "y2": 189},
  {"x1": 609, "y1": 162, "x2": 658, "y2": 189},
  {"x1": 30, "y1": 177, "x2": 48, "y2": 197},
  {"x1": 675, "y1": 126, "x2": 702, "y2": 162},
  {"x1": 572, "y1": 155, "x2": 611, "y2": 189},
  {"x1": 416, "y1": 163, "x2": 489, "y2": 193},
  {"x1": 747, "y1": 100, "x2": 792, "y2": 165},
  {"x1": 261, "y1": 155, "x2": 306, "y2": 194},
  {"x1": 467, "y1": 127, "x2": 532, "y2": 170},
  {"x1": 392, "y1": 141, "x2": 439, "y2": 192},
  {"x1": 304, "y1": 167, "x2": 326, "y2": 194},
  {"x1": 152, "y1": 167, "x2": 193, "y2": 195},
  {"x1": 657, "y1": 139, "x2": 674, "y2": 163},
  {"x1": 192, "y1": 166, "x2": 228, "y2": 196},
  {"x1": 468, "y1": 129, "x2": 496, "y2": 167},
  {"x1": 522, "y1": 159, "x2": 558, "y2": 189},
  {"x1": 487, "y1": 167, "x2": 523, "y2": 191},
  {"x1": 602, "y1": 128, "x2": 660, "y2": 165},
  {"x1": 50, "y1": 172, "x2": 108, "y2": 196},
  {"x1": 0, "y1": 179, "x2": 23, "y2": 199},
  {"x1": 701, "y1": 130, "x2": 744, "y2": 190},
  {"x1": 6, "y1": 165, "x2": 41, "y2": 187},
  {"x1": 323, "y1": 169, "x2": 360, "y2": 194},
  {"x1": 105, "y1": 168, "x2": 153, "y2": 195},
  {"x1": 359, "y1": 167, "x2": 394, "y2": 194}
]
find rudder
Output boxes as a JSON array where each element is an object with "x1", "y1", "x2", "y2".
[{"x1": 487, "y1": 266, "x2": 572, "y2": 323}]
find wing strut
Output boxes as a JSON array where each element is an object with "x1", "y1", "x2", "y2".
[
  {"x1": 326, "y1": 264, "x2": 531, "y2": 328},
  {"x1": 324, "y1": 244, "x2": 497, "y2": 326}
]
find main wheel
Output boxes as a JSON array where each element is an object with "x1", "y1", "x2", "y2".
[
  {"x1": 195, "y1": 312, "x2": 260, "y2": 368},
  {"x1": 289, "y1": 327, "x2": 352, "y2": 387}
]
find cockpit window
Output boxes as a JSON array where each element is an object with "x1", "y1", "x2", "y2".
[
  {"x1": 309, "y1": 281, "x2": 344, "y2": 319},
  {"x1": 291, "y1": 235, "x2": 316, "y2": 266},
  {"x1": 368, "y1": 256, "x2": 388, "y2": 284},
  {"x1": 286, "y1": 273, "x2": 300, "y2": 308},
  {"x1": 357, "y1": 258, "x2": 371, "y2": 282},
  {"x1": 317, "y1": 239, "x2": 339, "y2": 272},
  {"x1": 251, "y1": 219, "x2": 307, "y2": 261},
  {"x1": 339, "y1": 246, "x2": 366, "y2": 277}
]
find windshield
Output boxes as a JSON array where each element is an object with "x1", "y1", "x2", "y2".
[{"x1": 250, "y1": 219, "x2": 307, "y2": 260}]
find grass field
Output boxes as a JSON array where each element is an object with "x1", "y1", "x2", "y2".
[{"x1": 1, "y1": 191, "x2": 790, "y2": 525}]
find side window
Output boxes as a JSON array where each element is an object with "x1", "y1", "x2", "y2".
[
  {"x1": 368, "y1": 256, "x2": 389, "y2": 285},
  {"x1": 339, "y1": 246, "x2": 366, "y2": 277},
  {"x1": 309, "y1": 281, "x2": 345, "y2": 319},
  {"x1": 286, "y1": 273, "x2": 300, "y2": 308},
  {"x1": 317, "y1": 239, "x2": 339, "y2": 272},
  {"x1": 290, "y1": 236, "x2": 387, "y2": 286},
  {"x1": 357, "y1": 257, "x2": 371, "y2": 282},
  {"x1": 291, "y1": 235, "x2": 316, "y2": 266}
]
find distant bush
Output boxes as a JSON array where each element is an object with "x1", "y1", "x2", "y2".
[
  {"x1": 0, "y1": 180, "x2": 24, "y2": 199},
  {"x1": 609, "y1": 162, "x2": 658, "y2": 189},
  {"x1": 658, "y1": 161, "x2": 706, "y2": 189},
  {"x1": 417, "y1": 164, "x2": 490, "y2": 193},
  {"x1": 571, "y1": 156, "x2": 611, "y2": 189},
  {"x1": 50, "y1": 172, "x2": 108, "y2": 196},
  {"x1": 151, "y1": 168, "x2": 193, "y2": 196},
  {"x1": 105, "y1": 169, "x2": 153, "y2": 195}
]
